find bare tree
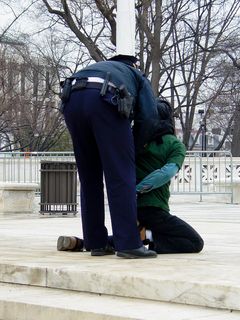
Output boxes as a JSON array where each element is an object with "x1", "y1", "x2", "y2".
[
  {"x1": 1, "y1": 0, "x2": 237, "y2": 154},
  {"x1": 158, "y1": 0, "x2": 240, "y2": 149},
  {"x1": 40, "y1": 0, "x2": 116, "y2": 61},
  {"x1": 194, "y1": 30, "x2": 240, "y2": 154},
  {"x1": 39, "y1": 0, "x2": 240, "y2": 151},
  {"x1": 0, "y1": 0, "x2": 66, "y2": 151},
  {"x1": 206, "y1": 60, "x2": 240, "y2": 155},
  {"x1": 0, "y1": 0, "x2": 37, "y2": 42},
  {"x1": 0, "y1": 39, "x2": 65, "y2": 151}
]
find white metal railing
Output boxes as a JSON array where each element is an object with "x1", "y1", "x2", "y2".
[
  {"x1": 171, "y1": 150, "x2": 234, "y2": 203},
  {"x1": 0, "y1": 152, "x2": 75, "y2": 184},
  {"x1": 0, "y1": 150, "x2": 238, "y2": 203}
]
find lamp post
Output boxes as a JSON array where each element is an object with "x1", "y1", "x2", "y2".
[
  {"x1": 116, "y1": 0, "x2": 135, "y2": 56},
  {"x1": 198, "y1": 109, "x2": 207, "y2": 154}
]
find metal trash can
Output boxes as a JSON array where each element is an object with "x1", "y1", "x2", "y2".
[{"x1": 40, "y1": 161, "x2": 78, "y2": 215}]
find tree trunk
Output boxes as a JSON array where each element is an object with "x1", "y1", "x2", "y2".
[{"x1": 231, "y1": 104, "x2": 240, "y2": 156}]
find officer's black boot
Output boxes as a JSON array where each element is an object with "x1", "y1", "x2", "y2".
[{"x1": 116, "y1": 245, "x2": 157, "y2": 259}]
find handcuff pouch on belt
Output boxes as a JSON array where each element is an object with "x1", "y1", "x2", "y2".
[{"x1": 59, "y1": 77, "x2": 73, "y2": 113}]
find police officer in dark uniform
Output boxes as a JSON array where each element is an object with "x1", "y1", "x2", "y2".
[{"x1": 61, "y1": 54, "x2": 158, "y2": 258}]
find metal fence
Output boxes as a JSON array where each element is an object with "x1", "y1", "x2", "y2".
[
  {"x1": 170, "y1": 150, "x2": 233, "y2": 203},
  {"x1": 0, "y1": 152, "x2": 75, "y2": 186},
  {"x1": 0, "y1": 150, "x2": 235, "y2": 203}
]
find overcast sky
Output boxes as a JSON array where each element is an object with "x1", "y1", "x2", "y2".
[{"x1": 0, "y1": 1, "x2": 43, "y2": 37}]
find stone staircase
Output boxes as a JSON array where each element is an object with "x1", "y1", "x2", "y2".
[
  {"x1": 1, "y1": 282, "x2": 239, "y2": 320},
  {"x1": 0, "y1": 251, "x2": 240, "y2": 320},
  {"x1": 1, "y1": 202, "x2": 240, "y2": 319}
]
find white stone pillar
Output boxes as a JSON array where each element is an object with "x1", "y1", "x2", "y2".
[{"x1": 116, "y1": 0, "x2": 135, "y2": 56}]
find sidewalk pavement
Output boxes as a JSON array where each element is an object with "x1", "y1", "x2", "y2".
[{"x1": 0, "y1": 198, "x2": 240, "y2": 319}]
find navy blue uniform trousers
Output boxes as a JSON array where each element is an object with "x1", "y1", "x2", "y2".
[
  {"x1": 138, "y1": 207, "x2": 204, "y2": 253},
  {"x1": 64, "y1": 88, "x2": 142, "y2": 251}
]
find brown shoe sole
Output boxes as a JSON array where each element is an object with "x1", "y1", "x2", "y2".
[
  {"x1": 57, "y1": 236, "x2": 84, "y2": 251},
  {"x1": 57, "y1": 236, "x2": 72, "y2": 251}
]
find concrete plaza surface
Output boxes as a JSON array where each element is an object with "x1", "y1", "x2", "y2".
[{"x1": 0, "y1": 198, "x2": 240, "y2": 319}]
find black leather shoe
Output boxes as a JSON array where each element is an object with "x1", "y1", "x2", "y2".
[
  {"x1": 117, "y1": 245, "x2": 157, "y2": 259},
  {"x1": 91, "y1": 244, "x2": 115, "y2": 256},
  {"x1": 57, "y1": 236, "x2": 84, "y2": 252}
]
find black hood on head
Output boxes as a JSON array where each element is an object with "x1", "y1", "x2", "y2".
[
  {"x1": 146, "y1": 99, "x2": 175, "y2": 145},
  {"x1": 107, "y1": 54, "x2": 138, "y2": 67},
  {"x1": 134, "y1": 98, "x2": 175, "y2": 155},
  {"x1": 156, "y1": 98, "x2": 173, "y2": 121},
  {"x1": 152, "y1": 99, "x2": 175, "y2": 144}
]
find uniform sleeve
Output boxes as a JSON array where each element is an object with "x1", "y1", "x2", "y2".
[
  {"x1": 135, "y1": 76, "x2": 158, "y2": 121},
  {"x1": 133, "y1": 76, "x2": 158, "y2": 155}
]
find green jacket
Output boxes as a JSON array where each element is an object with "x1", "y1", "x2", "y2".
[{"x1": 136, "y1": 134, "x2": 186, "y2": 212}]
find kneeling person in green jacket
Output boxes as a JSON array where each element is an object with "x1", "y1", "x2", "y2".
[
  {"x1": 136, "y1": 99, "x2": 204, "y2": 254},
  {"x1": 57, "y1": 99, "x2": 204, "y2": 254}
]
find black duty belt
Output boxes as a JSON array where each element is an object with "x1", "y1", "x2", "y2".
[{"x1": 71, "y1": 81, "x2": 117, "y2": 95}]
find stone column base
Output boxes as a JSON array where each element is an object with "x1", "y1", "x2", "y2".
[{"x1": 0, "y1": 183, "x2": 39, "y2": 214}]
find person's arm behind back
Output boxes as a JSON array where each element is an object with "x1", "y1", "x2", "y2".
[
  {"x1": 136, "y1": 163, "x2": 178, "y2": 193},
  {"x1": 136, "y1": 137, "x2": 186, "y2": 193}
]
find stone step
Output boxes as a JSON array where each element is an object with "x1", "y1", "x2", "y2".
[
  {"x1": 0, "y1": 257, "x2": 240, "y2": 312},
  {"x1": 0, "y1": 283, "x2": 240, "y2": 320}
]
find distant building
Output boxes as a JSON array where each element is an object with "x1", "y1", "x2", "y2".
[{"x1": 0, "y1": 37, "x2": 60, "y2": 151}]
